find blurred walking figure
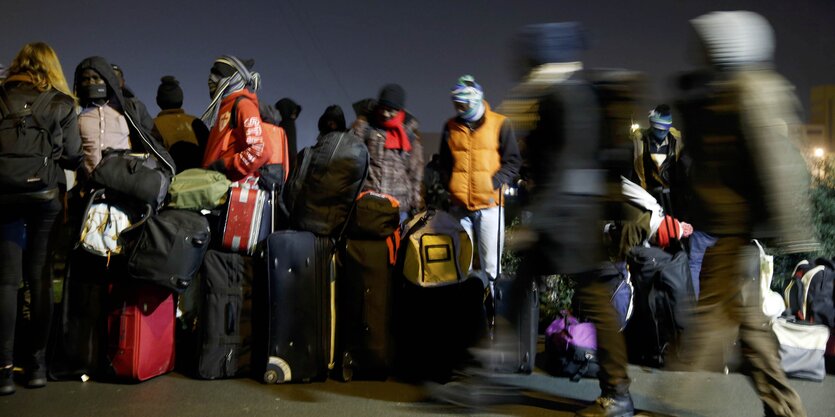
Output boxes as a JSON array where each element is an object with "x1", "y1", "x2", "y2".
[
  {"x1": 672, "y1": 11, "x2": 818, "y2": 417},
  {"x1": 152, "y1": 75, "x2": 209, "y2": 172},
  {"x1": 0, "y1": 42, "x2": 82, "y2": 394},
  {"x1": 432, "y1": 22, "x2": 635, "y2": 417},
  {"x1": 439, "y1": 75, "x2": 520, "y2": 280}
]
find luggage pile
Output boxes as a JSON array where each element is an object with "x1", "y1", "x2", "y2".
[{"x1": 773, "y1": 246, "x2": 835, "y2": 381}]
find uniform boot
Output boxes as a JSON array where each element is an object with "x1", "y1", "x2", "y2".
[
  {"x1": 0, "y1": 365, "x2": 14, "y2": 395},
  {"x1": 575, "y1": 392, "x2": 634, "y2": 417}
]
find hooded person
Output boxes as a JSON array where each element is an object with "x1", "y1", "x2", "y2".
[
  {"x1": 275, "y1": 98, "x2": 301, "y2": 169},
  {"x1": 350, "y1": 83, "x2": 424, "y2": 221},
  {"x1": 200, "y1": 55, "x2": 269, "y2": 182},
  {"x1": 669, "y1": 11, "x2": 816, "y2": 417},
  {"x1": 317, "y1": 104, "x2": 346, "y2": 137},
  {"x1": 152, "y1": 75, "x2": 209, "y2": 172},
  {"x1": 630, "y1": 104, "x2": 685, "y2": 203},
  {"x1": 73, "y1": 56, "x2": 175, "y2": 176}
]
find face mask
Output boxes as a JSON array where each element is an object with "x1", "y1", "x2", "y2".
[
  {"x1": 651, "y1": 127, "x2": 669, "y2": 140},
  {"x1": 80, "y1": 84, "x2": 107, "y2": 101}
]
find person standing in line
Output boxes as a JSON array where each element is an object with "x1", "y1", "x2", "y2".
[
  {"x1": 201, "y1": 55, "x2": 268, "y2": 181},
  {"x1": 351, "y1": 84, "x2": 424, "y2": 222},
  {"x1": 152, "y1": 75, "x2": 209, "y2": 172},
  {"x1": 439, "y1": 75, "x2": 520, "y2": 280},
  {"x1": 0, "y1": 42, "x2": 82, "y2": 394}
]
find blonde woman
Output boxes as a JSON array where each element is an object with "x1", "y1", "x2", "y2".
[{"x1": 0, "y1": 42, "x2": 82, "y2": 394}]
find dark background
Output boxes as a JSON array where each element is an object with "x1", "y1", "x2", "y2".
[{"x1": 2, "y1": 0, "x2": 833, "y2": 150}]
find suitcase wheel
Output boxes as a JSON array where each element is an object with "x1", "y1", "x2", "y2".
[
  {"x1": 341, "y1": 352, "x2": 354, "y2": 382},
  {"x1": 263, "y1": 369, "x2": 278, "y2": 384}
]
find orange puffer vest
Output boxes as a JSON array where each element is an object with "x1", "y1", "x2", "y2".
[{"x1": 446, "y1": 103, "x2": 505, "y2": 211}]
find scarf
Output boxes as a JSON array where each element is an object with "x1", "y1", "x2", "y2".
[
  {"x1": 380, "y1": 111, "x2": 411, "y2": 152},
  {"x1": 451, "y1": 75, "x2": 485, "y2": 123},
  {"x1": 200, "y1": 55, "x2": 261, "y2": 128}
]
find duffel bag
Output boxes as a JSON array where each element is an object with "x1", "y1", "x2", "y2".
[
  {"x1": 772, "y1": 316, "x2": 829, "y2": 381},
  {"x1": 544, "y1": 311, "x2": 600, "y2": 381},
  {"x1": 91, "y1": 149, "x2": 171, "y2": 211},
  {"x1": 168, "y1": 168, "x2": 231, "y2": 211},
  {"x1": 123, "y1": 209, "x2": 211, "y2": 292},
  {"x1": 347, "y1": 191, "x2": 400, "y2": 239}
]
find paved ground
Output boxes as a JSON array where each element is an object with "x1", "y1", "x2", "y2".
[{"x1": 2, "y1": 364, "x2": 833, "y2": 417}]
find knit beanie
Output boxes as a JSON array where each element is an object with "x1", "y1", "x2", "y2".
[
  {"x1": 690, "y1": 11, "x2": 775, "y2": 68},
  {"x1": 655, "y1": 215, "x2": 682, "y2": 248},
  {"x1": 516, "y1": 22, "x2": 586, "y2": 68},
  {"x1": 156, "y1": 75, "x2": 183, "y2": 110},
  {"x1": 378, "y1": 84, "x2": 405, "y2": 110},
  {"x1": 648, "y1": 104, "x2": 672, "y2": 131}
]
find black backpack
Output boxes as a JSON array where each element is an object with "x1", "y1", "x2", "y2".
[
  {"x1": 0, "y1": 88, "x2": 60, "y2": 193},
  {"x1": 804, "y1": 258, "x2": 835, "y2": 327},
  {"x1": 625, "y1": 246, "x2": 696, "y2": 367}
]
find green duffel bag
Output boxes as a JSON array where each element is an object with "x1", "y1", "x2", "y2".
[{"x1": 168, "y1": 169, "x2": 231, "y2": 211}]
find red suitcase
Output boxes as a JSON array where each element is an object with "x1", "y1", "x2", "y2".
[
  {"x1": 221, "y1": 178, "x2": 270, "y2": 255},
  {"x1": 108, "y1": 281, "x2": 176, "y2": 381}
]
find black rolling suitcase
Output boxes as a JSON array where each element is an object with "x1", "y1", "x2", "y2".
[
  {"x1": 193, "y1": 250, "x2": 254, "y2": 379},
  {"x1": 254, "y1": 230, "x2": 335, "y2": 384},
  {"x1": 335, "y1": 238, "x2": 396, "y2": 381},
  {"x1": 488, "y1": 273, "x2": 539, "y2": 374}
]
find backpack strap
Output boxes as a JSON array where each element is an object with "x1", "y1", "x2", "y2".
[
  {"x1": 230, "y1": 96, "x2": 250, "y2": 129},
  {"x1": 0, "y1": 88, "x2": 12, "y2": 117}
]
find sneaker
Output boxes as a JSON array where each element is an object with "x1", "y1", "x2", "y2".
[
  {"x1": 0, "y1": 366, "x2": 14, "y2": 396},
  {"x1": 575, "y1": 394, "x2": 634, "y2": 417}
]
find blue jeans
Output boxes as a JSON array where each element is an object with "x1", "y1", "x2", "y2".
[
  {"x1": 688, "y1": 230, "x2": 717, "y2": 299},
  {"x1": 450, "y1": 205, "x2": 504, "y2": 280}
]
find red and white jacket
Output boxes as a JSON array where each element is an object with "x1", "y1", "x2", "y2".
[{"x1": 202, "y1": 89, "x2": 267, "y2": 181}]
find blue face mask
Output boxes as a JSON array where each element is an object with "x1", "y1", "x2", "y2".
[{"x1": 651, "y1": 127, "x2": 669, "y2": 140}]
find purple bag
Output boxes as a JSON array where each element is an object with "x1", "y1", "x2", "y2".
[{"x1": 544, "y1": 311, "x2": 599, "y2": 381}]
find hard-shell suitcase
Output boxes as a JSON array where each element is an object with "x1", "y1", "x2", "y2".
[
  {"x1": 195, "y1": 250, "x2": 254, "y2": 379},
  {"x1": 221, "y1": 179, "x2": 271, "y2": 255},
  {"x1": 107, "y1": 281, "x2": 176, "y2": 381},
  {"x1": 335, "y1": 238, "x2": 396, "y2": 381},
  {"x1": 254, "y1": 230, "x2": 335, "y2": 384},
  {"x1": 489, "y1": 273, "x2": 539, "y2": 374}
]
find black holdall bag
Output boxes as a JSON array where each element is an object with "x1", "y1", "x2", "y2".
[
  {"x1": 0, "y1": 88, "x2": 61, "y2": 194},
  {"x1": 91, "y1": 149, "x2": 172, "y2": 211},
  {"x1": 283, "y1": 131, "x2": 369, "y2": 237},
  {"x1": 122, "y1": 209, "x2": 211, "y2": 293},
  {"x1": 625, "y1": 245, "x2": 695, "y2": 368},
  {"x1": 346, "y1": 191, "x2": 401, "y2": 239}
]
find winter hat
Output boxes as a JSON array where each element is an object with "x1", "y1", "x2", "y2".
[
  {"x1": 690, "y1": 11, "x2": 775, "y2": 68},
  {"x1": 517, "y1": 22, "x2": 586, "y2": 68},
  {"x1": 648, "y1": 104, "x2": 672, "y2": 132},
  {"x1": 450, "y1": 75, "x2": 485, "y2": 123},
  {"x1": 655, "y1": 215, "x2": 682, "y2": 248},
  {"x1": 318, "y1": 105, "x2": 346, "y2": 135},
  {"x1": 378, "y1": 84, "x2": 405, "y2": 110},
  {"x1": 156, "y1": 75, "x2": 183, "y2": 110}
]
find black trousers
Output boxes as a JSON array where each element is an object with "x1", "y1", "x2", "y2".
[{"x1": 0, "y1": 198, "x2": 61, "y2": 366}]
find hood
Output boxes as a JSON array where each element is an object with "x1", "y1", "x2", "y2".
[{"x1": 73, "y1": 56, "x2": 125, "y2": 109}]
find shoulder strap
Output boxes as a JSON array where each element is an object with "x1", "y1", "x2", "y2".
[
  {"x1": 30, "y1": 89, "x2": 58, "y2": 115},
  {"x1": 230, "y1": 96, "x2": 252, "y2": 129}
]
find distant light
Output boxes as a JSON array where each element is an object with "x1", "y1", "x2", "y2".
[
  {"x1": 630, "y1": 123, "x2": 640, "y2": 132},
  {"x1": 814, "y1": 147, "x2": 825, "y2": 158}
]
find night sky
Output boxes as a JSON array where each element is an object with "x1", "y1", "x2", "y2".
[{"x1": 2, "y1": 0, "x2": 834, "y2": 150}]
